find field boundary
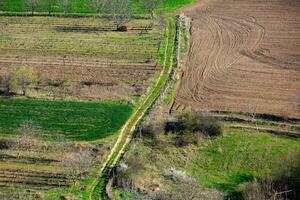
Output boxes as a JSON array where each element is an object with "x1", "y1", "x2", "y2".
[{"x1": 87, "y1": 17, "x2": 177, "y2": 200}]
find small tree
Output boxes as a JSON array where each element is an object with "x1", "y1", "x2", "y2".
[
  {"x1": 26, "y1": 0, "x2": 39, "y2": 15},
  {"x1": 12, "y1": 65, "x2": 38, "y2": 96},
  {"x1": 44, "y1": 0, "x2": 56, "y2": 15},
  {"x1": 105, "y1": 0, "x2": 133, "y2": 31},
  {"x1": 89, "y1": 0, "x2": 107, "y2": 14},
  {"x1": 59, "y1": 0, "x2": 72, "y2": 15},
  {"x1": 13, "y1": 120, "x2": 41, "y2": 152},
  {"x1": 247, "y1": 103, "x2": 258, "y2": 131},
  {"x1": 140, "y1": 0, "x2": 161, "y2": 19},
  {"x1": 60, "y1": 149, "x2": 96, "y2": 184},
  {"x1": 0, "y1": 72, "x2": 13, "y2": 95}
]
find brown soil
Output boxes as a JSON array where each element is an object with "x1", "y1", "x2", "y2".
[{"x1": 174, "y1": 0, "x2": 300, "y2": 118}]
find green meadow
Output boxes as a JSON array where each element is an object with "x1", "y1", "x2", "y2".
[{"x1": 0, "y1": 98, "x2": 133, "y2": 141}]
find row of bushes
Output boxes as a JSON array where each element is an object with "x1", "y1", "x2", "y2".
[{"x1": 136, "y1": 111, "x2": 223, "y2": 146}]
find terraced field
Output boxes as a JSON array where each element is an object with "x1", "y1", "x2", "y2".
[
  {"x1": 174, "y1": 0, "x2": 300, "y2": 118},
  {"x1": 0, "y1": 16, "x2": 162, "y2": 100}
]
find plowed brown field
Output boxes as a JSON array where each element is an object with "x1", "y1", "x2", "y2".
[{"x1": 174, "y1": 0, "x2": 300, "y2": 118}]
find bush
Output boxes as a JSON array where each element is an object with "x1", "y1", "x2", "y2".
[
  {"x1": 136, "y1": 118, "x2": 164, "y2": 139},
  {"x1": 166, "y1": 112, "x2": 223, "y2": 137},
  {"x1": 181, "y1": 112, "x2": 222, "y2": 136},
  {"x1": 47, "y1": 79, "x2": 64, "y2": 87},
  {"x1": 241, "y1": 150, "x2": 300, "y2": 200},
  {"x1": 117, "y1": 26, "x2": 128, "y2": 32}
]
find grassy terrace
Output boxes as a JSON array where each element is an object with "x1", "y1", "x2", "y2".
[
  {"x1": 0, "y1": 98, "x2": 133, "y2": 141},
  {"x1": 188, "y1": 129, "x2": 300, "y2": 195},
  {"x1": 0, "y1": 0, "x2": 193, "y2": 14},
  {"x1": 0, "y1": 17, "x2": 160, "y2": 61}
]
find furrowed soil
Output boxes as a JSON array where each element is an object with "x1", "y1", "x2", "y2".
[{"x1": 174, "y1": 0, "x2": 300, "y2": 118}]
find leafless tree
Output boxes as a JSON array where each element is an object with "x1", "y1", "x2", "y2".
[
  {"x1": 154, "y1": 13, "x2": 166, "y2": 30},
  {"x1": 13, "y1": 121, "x2": 41, "y2": 152},
  {"x1": 140, "y1": 0, "x2": 161, "y2": 19},
  {"x1": 1, "y1": 72, "x2": 12, "y2": 95},
  {"x1": 89, "y1": 0, "x2": 107, "y2": 14},
  {"x1": 104, "y1": 0, "x2": 133, "y2": 31},
  {"x1": 60, "y1": 149, "x2": 96, "y2": 184},
  {"x1": 59, "y1": 0, "x2": 72, "y2": 15},
  {"x1": 12, "y1": 65, "x2": 38, "y2": 96},
  {"x1": 26, "y1": 0, "x2": 39, "y2": 15},
  {"x1": 44, "y1": 0, "x2": 56, "y2": 15},
  {"x1": 247, "y1": 102, "x2": 258, "y2": 131}
]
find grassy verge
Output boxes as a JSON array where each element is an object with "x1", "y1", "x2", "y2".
[
  {"x1": 163, "y1": 15, "x2": 190, "y2": 105},
  {"x1": 0, "y1": 98, "x2": 133, "y2": 141},
  {"x1": 89, "y1": 17, "x2": 177, "y2": 200}
]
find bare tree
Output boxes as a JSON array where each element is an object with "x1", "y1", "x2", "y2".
[
  {"x1": 60, "y1": 149, "x2": 96, "y2": 184},
  {"x1": 104, "y1": 0, "x2": 133, "y2": 31},
  {"x1": 12, "y1": 65, "x2": 38, "y2": 96},
  {"x1": 0, "y1": 72, "x2": 12, "y2": 95},
  {"x1": 59, "y1": 0, "x2": 72, "y2": 15},
  {"x1": 89, "y1": 0, "x2": 107, "y2": 14},
  {"x1": 26, "y1": 0, "x2": 39, "y2": 15},
  {"x1": 13, "y1": 120, "x2": 41, "y2": 152},
  {"x1": 141, "y1": 0, "x2": 161, "y2": 19},
  {"x1": 44, "y1": 0, "x2": 56, "y2": 15},
  {"x1": 246, "y1": 102, "x2": 258, "y2": 131}
]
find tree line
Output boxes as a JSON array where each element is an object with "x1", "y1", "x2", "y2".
[
  {"x1": 1, "y1": 0, "x2": 161, "y2": 17},
  {"x1": 1, "y1": 0, "x2": 161, "y2": 31}
]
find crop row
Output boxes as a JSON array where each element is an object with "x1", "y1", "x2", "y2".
[
  {"x1": 0, "y1": 153, "x2": 57, "y2": 165},
  {"x1": 0, "y1": 169, "x2": 68, "y2": 178}
]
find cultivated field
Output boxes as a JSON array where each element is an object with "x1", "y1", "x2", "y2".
[
  {"x1": 174, "y1": 0, "x2": 300, "y2": 118},
  {"x1": 0, "y1": 14, "x2": 166, "y2": 199},
  {"x1": 0, "y1": 16, "x2": 162, "y2": 100},
  {"x1": 0, "y1": 98, "x2": 132, "y2": 141}
]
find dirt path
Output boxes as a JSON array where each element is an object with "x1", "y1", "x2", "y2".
[
  {"x1": 87, "y1": 18, "x2": 177, "y2": 200},
  {"x1": 174, "y1": 0, "x2": 300, "y2": 118}
]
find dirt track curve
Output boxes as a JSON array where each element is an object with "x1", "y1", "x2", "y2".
[{"x1": 174, "y1": 0, "x2": 300, "y2": 118}]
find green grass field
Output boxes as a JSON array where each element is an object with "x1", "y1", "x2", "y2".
[
  {"x1": 188, "y1": 129, "x2": 300, "y2": 195},
  {"x1": 0, "y1": 98, "x2": 133, "y2": 141},
  {"x1": 0, "y1": 0, "x2": 193, "y2": 14}
]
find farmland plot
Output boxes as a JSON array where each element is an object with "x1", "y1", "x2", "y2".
[
  {"x1": 174, "y1": 0, "x2": 300, "y2": 118},
  {"x1": 0, "y1": 16, "x2": 162, "y2": 100},
  {"x1": 0, "y1": 98, "x2": 133, "y2": 141}
]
